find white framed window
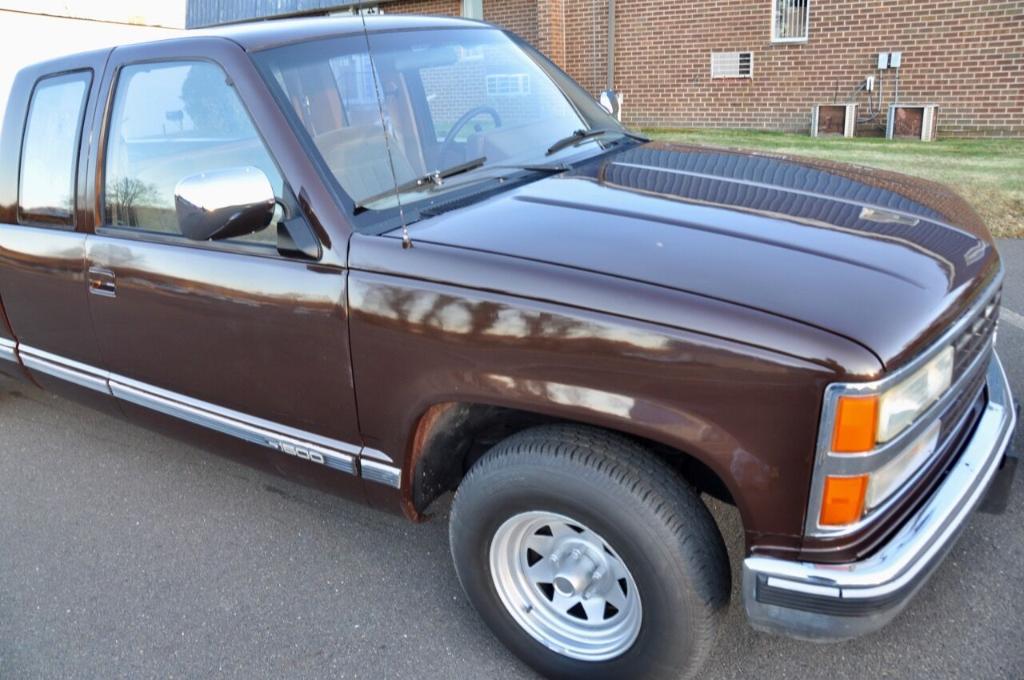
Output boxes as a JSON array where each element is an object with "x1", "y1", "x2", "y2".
[
  {"x1": 486, "y1": 73, "x2": 531, "y2": 96},
  {"x1": 772, "y1": 0, "x2": 810, "y2": 43},
  {"x1": 329, "y1": 5, "x2": 382, "y2": 16},
  {"x1": 711, "y1": 52, "x2": 754, "y2": 79}
]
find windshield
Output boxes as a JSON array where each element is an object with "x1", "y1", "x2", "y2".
[{"x1": 253, "y1": 28, "x2": 623, "y2": 219}]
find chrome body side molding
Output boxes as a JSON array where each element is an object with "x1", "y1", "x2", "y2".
[
  {"x1": 12, "y1": 344, "x2": 399, "y2": 488},
  {"x1": 108, "y1": 373, "x2": 363, "y2": 459},
  {"x1": 0, "y1": 337, "x2": 17, "y2": 364},
  {"x1": 110, "y1": 379, "x2": 357, "y2": 475},
  {"x1": 19, "y1": 345, "x2": 111, "y2": 394},
  {"x1": 360, "y1": 446, "x2": 395, "y2": 463},
  {"x1": 360, "y1": 458, "x2": 402, "y2": 489}
]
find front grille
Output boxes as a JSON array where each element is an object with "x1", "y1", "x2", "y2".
[
  {"x1": 952, "y1": 287, "x2": 1000, "y2": 380},
  {"x1": 939, "y1": 363, "x2": 988, "y2": 446},
  {"x1": 928, "y1": 286, "x2": 999, "y2": 470},
  {"x1": 903, "y1": 285, "x2": 1000, "y2": 520}
]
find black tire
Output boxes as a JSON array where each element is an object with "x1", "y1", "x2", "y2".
[{"x1": 449, "y1": 424, "x2": 730, "y2": 680}]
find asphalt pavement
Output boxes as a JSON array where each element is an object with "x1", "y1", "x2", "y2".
[{"x1": 2, "y1": 241, "x2": 1023, "y2": 679}]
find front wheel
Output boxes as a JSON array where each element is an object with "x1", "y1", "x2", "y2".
[{"x1": 449, "y1": 425, "x2": 730, "y2": 679}]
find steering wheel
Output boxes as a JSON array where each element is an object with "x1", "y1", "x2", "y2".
[{"x1": 440, "y1": 106, "x2": 502, "y2": 158}]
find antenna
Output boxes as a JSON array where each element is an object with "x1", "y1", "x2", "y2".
[{"x1": 359, "y1": 9, "x2": 412, "y2": 249}]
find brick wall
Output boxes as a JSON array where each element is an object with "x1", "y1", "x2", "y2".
[
  {"x1": 562, "y1": 0, "x2": 607, "y2": 95},
  {"x1": 537, "y1": 0, "x2": 567, "y2": 65},
  {"x1": 387, "y1": 0, "x2": 461, "y2": 15},
  {"x1": 483, "y1": 0, "x2": 539, "y2": 44},
  {"x1": 383, "y1": 0, "x2": 1023, "y2": 137},
  {"x1": 574, "y1": 0, "x2": 1023, "y2": 137}
]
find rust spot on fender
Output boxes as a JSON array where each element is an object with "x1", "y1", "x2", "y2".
[{"x1": 400, "y1": 401, "x2": 457, "y2": 522}]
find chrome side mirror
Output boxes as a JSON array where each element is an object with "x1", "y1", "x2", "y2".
[
  {"x1": 174, "y1": 166, "x2": 276, "y2": 241},
  {"x1": 599, "y1": 90, "x2": 623, "y2": 121}
]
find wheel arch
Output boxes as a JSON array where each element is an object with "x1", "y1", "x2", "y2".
[{"x1": 402, "y1": 399, "x2": 740, "y2": 525}]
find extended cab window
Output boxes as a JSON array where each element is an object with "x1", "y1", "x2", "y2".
[
  {"x1": 19, "y1": 71, "x2": 91, "y2": 227},
  {"x1": 103, "y1": 61, "x2": 281, "y2": 245}
]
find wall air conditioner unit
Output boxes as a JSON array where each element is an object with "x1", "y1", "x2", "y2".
[
  {"x1": 887, "y1": 104, "x2": 938, "y2": 141},
  {"x1": 711, "y1": 52, "x2": 753, "y2": 79},
  {"x1": 811, "y1": 103, "x2": 858, "y2": 137}
]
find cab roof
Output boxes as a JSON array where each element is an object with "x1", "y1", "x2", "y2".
[
  {"x1": 11, "y1": 16, "x2": 490, "y2": 96},
  {"x1": 194, "y1": 15, "x2": 487, "y2": 52}
]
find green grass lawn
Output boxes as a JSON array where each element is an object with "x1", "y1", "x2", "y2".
[{"x1": 640, "y1": 129, "x2": 1024, "y2": 238}]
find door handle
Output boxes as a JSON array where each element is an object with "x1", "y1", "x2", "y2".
[{"x1": 88, "y1": 267, "x2": 116, "y2": 298}]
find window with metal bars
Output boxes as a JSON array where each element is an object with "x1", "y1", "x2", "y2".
[{"x1": 772, "y1": 0, "x2": 810, "y2": 42}]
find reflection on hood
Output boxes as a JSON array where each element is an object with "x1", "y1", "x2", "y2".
[{"x1": 580, "y1": 143, "x2": 988, "y2": 288}]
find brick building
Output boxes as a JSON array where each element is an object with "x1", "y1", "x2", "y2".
[{"x1": 187, "y1": 1, "x2": 1024, "y2": 137}]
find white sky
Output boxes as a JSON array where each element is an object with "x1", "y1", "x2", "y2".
[
  {"x1": 0, "y1": 1, "x2": 185, "y2": 28},
  {"x1": 0, "y1": 10, "x2": 181, "y2": 132}
]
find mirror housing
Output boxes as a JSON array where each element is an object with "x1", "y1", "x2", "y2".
[
  {"x1": 599, "y1": 90, "x2": 623, "y2": 121},
  {"x1": 277, "y1": 217, "x2": 321, "y2": 260},
  {"x1": 174, "y1": 166, "x2": 276, "y2": 241}
]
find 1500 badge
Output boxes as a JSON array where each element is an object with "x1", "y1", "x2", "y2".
[
  {"x1": 265, "y1": 438, "x2": 327, "y2": 465},
  {"x1": 259, "y1": 436, "x2": 356, "y2": 475}
]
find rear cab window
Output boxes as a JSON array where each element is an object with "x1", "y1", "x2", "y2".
[{"x1": 18, "y1": 71, "x2": 92, "y2": 227}]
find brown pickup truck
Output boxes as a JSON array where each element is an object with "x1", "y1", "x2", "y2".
[{"x1": 0, "y1": 15, "x2": 1017, "y2": 679}]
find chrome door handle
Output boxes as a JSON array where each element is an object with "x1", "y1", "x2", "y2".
[{"x1": 88, "y1": 267, "x2": 116, "y2": 298}]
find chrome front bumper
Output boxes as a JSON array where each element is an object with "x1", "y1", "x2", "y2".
[{"x1": 743, "y1": 352, "x2": 1017, "y2": 641}]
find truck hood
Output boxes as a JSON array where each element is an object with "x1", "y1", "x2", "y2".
[{"x1": 396, "y1": 142, "x2": 1000, "y2": 368}]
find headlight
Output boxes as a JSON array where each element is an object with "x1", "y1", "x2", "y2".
[
  {"x1": 876, "y1": 346, "x2": 953, "y2": 442},
  {"x1": 831, "y1": 345, "x2": 953, "y2": 453},
  {"x1": 816, "y1": 346, "x2": 954, "y2": 529},
  {"x1": 865, "y1": 421, "x2": 941, "y2": 509},
  {"x1": 820, "y1": 421, "x2": 942, "y2": 526}
]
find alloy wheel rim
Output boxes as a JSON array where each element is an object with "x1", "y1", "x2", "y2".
[{"x1": 489, "y1": 511, "x2": 642, "y2": 661}]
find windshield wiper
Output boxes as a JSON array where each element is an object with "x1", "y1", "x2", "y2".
[
  {"x1": 412, "y1": 161, "x2": 571, "y2": 196},
  {"x1": 414, "y1": 163, "x2": 573, "y2": 219},
  {"x1": 545, "y1": 128, "x2": 649, "y2": 156},
  {"x1": 485, "y1": 162, "x2": 572, "y2": 174},
  {"x1": 378, "y1": 161, "x2": 572, "y2": 212},
  {"x1": 356, "y1": 156, "x2": 487, "y2": 210}
]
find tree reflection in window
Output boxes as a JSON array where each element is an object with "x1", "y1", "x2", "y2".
[{"x1": 105, "y1": 176, "x2": 157, "y2": 228}]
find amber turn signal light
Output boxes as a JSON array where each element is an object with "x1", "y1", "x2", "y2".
[
  {"x1": 819, "y1": 474, "x2": 869, "y2": 526},
  {"x1": 831, "y1": 395, "x2": 878, "y2": 453}
]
